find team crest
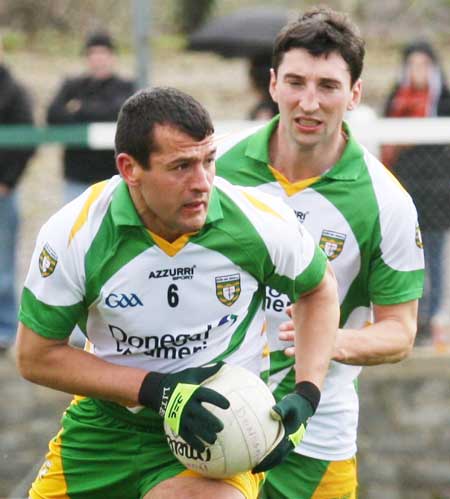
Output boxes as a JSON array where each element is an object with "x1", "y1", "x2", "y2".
[
  {"x1": 39, "y1": 243, "x2": 58, "y2": 277},
  {"x1": 319, "y1": 229, "x2": 346, "y2": 260},
  {"x1": 215, "y1": 273, "x2": 241, "y2": 307},
  {"x1": 415, "y1": 224, "x2": 424, "y2": 249}
]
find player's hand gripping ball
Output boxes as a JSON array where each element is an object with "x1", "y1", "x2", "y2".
[{"x1": 163, "y1": 363, "x2": 285, "y2": 478}]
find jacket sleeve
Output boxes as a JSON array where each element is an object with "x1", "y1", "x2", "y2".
[
  {"x1": 47, "y1": 78, "x2": 82, "y2": 124},
  {"x1": 0, "y1": 82, "x2": 35, "y2": 188},
  {"x1": 437, "y1": 86, "x2": 450, "y2": 117},
  {"x1": 382, "y1": 85, "x2": 400, "y2": 117},
  {"x1": 75, "y1": 79, "x2": 135, "y2": 122}
]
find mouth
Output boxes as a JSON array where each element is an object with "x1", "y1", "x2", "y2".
[
  {"x1": 182, "y1": 200, "x2": 207, "y2": 213},
  {"x1": 294, "y1": 117, "x2": 323, "y2": 132}
]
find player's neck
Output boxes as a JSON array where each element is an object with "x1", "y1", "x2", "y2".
[
  {"x1": 269, "y1": 127, "x2": 347, "y2": 182},
  {"x1": 129, "y1": 186, "x2": 181, "y2": 242}
]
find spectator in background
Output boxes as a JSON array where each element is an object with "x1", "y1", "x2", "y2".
[
  {"x1": 0, "y1": 36, "x2": 35, "y2": 352},
  {"x1": 248, "y1": 53, "x2": 279, "y2": 120},
  {"x1": 382, "y1": 40, "x2": 450, "y2": 346},
  {"x1": 47, "y1": 31, "x2": 134, "y2": 203},
  {"x1": 47, "y1": 31, "x2": 134, "y2": 348}
]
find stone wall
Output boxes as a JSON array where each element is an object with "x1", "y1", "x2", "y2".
[
  {"x1": 358, "y1": 349, "x2": 450, "y2": 499},
  {"x1": 0, "y1": 351, "x2": 70, "y2": 499}
]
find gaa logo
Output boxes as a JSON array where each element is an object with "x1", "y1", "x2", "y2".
[{"x1": 105, "y1": 293, "x2": 143, "y2": 308}]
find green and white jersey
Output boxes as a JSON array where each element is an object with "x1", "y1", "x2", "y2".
[
  {"x1": 20, "y1": 174, "x2": 326, "y2": 380},
  {"x1": 216, "y1": 117, "x2": 425, "y2": 460}
]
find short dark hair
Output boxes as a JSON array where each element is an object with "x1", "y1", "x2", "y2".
[
  {"x1": 272, "y1": 6, "x2": 365, "y2": 86},
  {"x1": 85, "y1": 31, "x2": 116, "y2": 52},
  {"x1": 115, "y1": 87, "x2": 214, "y2": 169}
]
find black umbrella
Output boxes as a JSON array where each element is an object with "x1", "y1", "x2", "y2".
[{"x1": 187, "y1": 6, "x2": 292, "y2": 58}]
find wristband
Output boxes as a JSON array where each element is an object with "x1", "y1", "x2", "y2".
[{"x1": 295, "y1": 381, "x2": 321, "y2": 413}]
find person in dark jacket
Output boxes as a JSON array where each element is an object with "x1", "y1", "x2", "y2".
[
  {"x1": 248, "y1": 53, "x2": 279, "y2": 121},
  {"x1": 47, "y1": 31, "x2": 135, "y2": 202},
  {"x1": 382, "y1": 40, "x2": 450, "y2": 345},
  {"x1": 0, "y1": 39, "x2": 35, "y2": 350}
]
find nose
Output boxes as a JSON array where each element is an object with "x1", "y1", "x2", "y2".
[
  {"x1": 190, "y1": 163, "x2": 213, "y2": 193},
  {"x1": 298, "y1": 85, "x2": 319, "y2": 113}
]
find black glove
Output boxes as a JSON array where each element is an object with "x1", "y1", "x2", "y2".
[
  {"x1": 138, "y1": 362, "x2": 230, "y2": 452},
  {"x1": 253, "y1": 381, "x2": 321, "y2": 473}
]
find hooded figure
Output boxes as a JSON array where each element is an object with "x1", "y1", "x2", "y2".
[
  {"x1": 382, "y1": 40, "x2": 450, "y2": 341},
  {"x1": 384, "y1": 40, "x2": 450, "y2": 119}
]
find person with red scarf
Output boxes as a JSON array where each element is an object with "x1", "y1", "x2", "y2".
[{"x1": 382, "y1": 40, "x2": 450, "y2": 347}]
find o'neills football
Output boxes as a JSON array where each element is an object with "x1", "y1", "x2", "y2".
[{"x1": 164, "y1": 363, "x2": 283, "y2": 478}]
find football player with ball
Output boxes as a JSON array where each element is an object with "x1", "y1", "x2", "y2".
[{"x1": 16, "y1": 87, "x2": 339, "y2": 498}]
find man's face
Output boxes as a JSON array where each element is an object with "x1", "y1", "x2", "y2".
[
  {"x1": 129, "y1": 124, "x2": 216, "y2": 242},
  {"x1": 270, "y1": 48, "x2": 361, "y2": 150},
  {"x1": 86, "y1": 45, "x2": 115, "y2": 79},
  {"x1": 406, "y1": 52, "x2": 433, "y2": 89}
]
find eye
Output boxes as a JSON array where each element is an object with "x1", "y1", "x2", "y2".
[
  {"x1": 321, "y1": 81, "x2": 339, "y2": 90},
  {"x1": 173, "y1": 162, "x2": 190, "y2": 171}
]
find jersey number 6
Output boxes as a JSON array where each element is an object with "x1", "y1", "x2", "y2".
[{"x1": 167, "y1": 284, "x2": 179, "y2": 308}]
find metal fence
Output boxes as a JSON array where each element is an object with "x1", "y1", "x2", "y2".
[
  {"x1": 350, "y1": 114, "x2": 450, "y2": 347},
  {"x1": 381, "y1": 143, "x2": 450, "y2": 347}
]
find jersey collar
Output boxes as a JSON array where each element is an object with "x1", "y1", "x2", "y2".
[
  {"x1": 245, "y1": 115, "x2": 278, "y2": 165},
  {"x1": 110, "y1": 179, "x2": 143, "y2": 227},
  {"x1": 323, "y1": 123, "x2": 365, "y2": 181},
  {"x1": 110, "y1": 178, "x2": 223, "y2": 228},
  {"x1": 245, "y1": 116, "x2": 365, "y2": 182},
  {"x1": 205, "y1": 184, "x2": 223, "y2": 225}
]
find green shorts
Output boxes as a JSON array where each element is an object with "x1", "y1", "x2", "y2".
[
  {"x1": 29, "y1": 397, "x2": 263, "y2": 499},
  {"x1": 261, "y1": 451, "x2": 357, "y2": 499}
]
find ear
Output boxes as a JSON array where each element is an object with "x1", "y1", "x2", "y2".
[
  {"x1": 347, "y1": 79, "x2": 362, "y2": 111},
  {"x1": 116, "y1": 153, "x2": 142, "y2": 187},
  {"x1": 269, "y1": 68, "x2": 278, "y2": 103}
]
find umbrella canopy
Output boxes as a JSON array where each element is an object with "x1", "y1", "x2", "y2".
[{"x1": 187, "y1": 6, "x2": 292, "y2": 58}]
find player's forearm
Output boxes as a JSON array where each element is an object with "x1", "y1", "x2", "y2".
[
  {"x1": 292, "y1": 266, "x2": 339, "y2": 388},
  {"x1": 16, "y1": 324, "x2": 147, "y2": 406},
  {"x1": 333, "y1": 301, "x2": 418, "y2": 365},
  {"x1": 333, "y1": 320, "x2": 416, "y2": 365}
]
